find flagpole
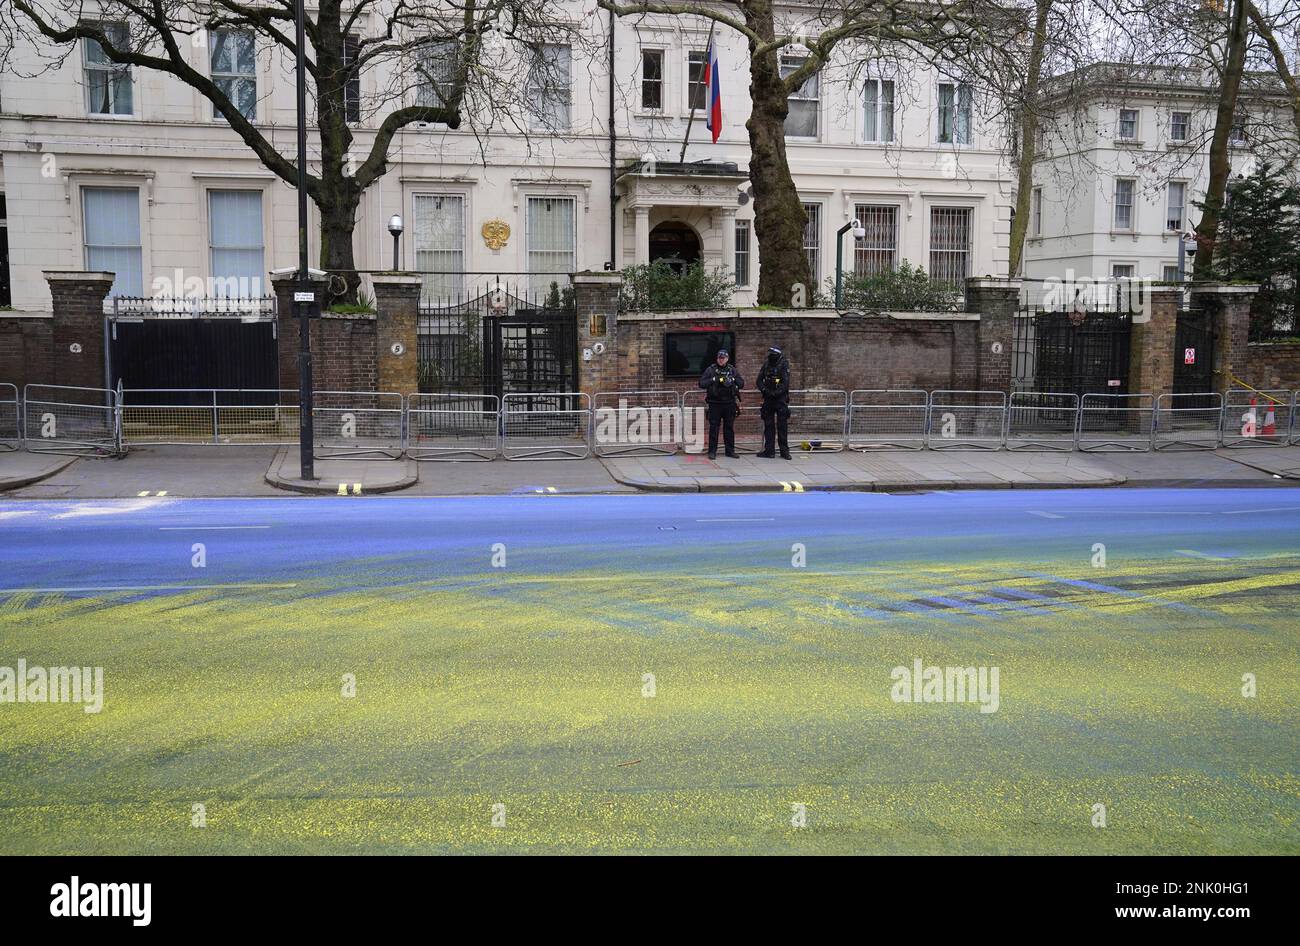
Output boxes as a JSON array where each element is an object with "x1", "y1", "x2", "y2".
[{"x1": 679, "y1": 21, "x2": 717, "y2": 163}]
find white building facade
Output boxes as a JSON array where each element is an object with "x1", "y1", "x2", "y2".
[
  {"x1": 0, "y1": 5, "x2": 1014, "y2": 313},
  {"x1": 1025, "y1": 65, "x2": 1285, "y2": 286}
]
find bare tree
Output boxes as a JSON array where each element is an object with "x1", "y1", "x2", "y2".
[
  {"x1": 597, "y1": 0, "x2": 1020, "y2": 305},
  {"x1": 3, "y1": 1, "x2": 569, "y2": 301}
]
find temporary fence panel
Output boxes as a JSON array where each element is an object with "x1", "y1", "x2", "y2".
[
  {"x1": 23, "y1": 384, "x2": 120, "y2": 455},
  {"x1": 0, "y1": 383, "x2": 19, "y2": 450},
  {"x1": 1295, "y1": 392, "x2": 1300, "y2": 446},
  {"x1": 1077, "y1": 393, "x2": 1154, "y2": 452},
  {"x1": 407, "y1": 393, "x2": 500, "y2": 461},
  {"x1": 313, "y1": 391, "x2": 405, "y2": 460},
  {"x1": 926, "y1": 391, "x2": 1007, "y2": 449},
  {"x1": 1005, "y1": 392, "x2": 1080, "y2": 451},
  {"x1": 501, "y1": 392, "x2": 591, "y2": 460},
  {"x1": 1154, "y1": 393, "x2": 1222, "y2": 451},
  {"x1": 592, "y1": 391, "x2": 682, "y2": 457},
  {"x1": 680, "y1": 390, "x2": 763, "y2": 455},
  {"x1": 1220, "y1": 389, "x2": 1293, "y2": 448},
  {"x1": 787, "y1": 390, "x2": 849, "y2": 453},
  {"x1": 847, "y1": 389, "x2": 928, "y2": 450},
  {"x1": 120, "y1": 389, "x2": 298, "y2": 445}
]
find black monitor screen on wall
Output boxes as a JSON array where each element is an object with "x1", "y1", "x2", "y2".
[{"x1": 664, "y1": 332, "x2": 735, "y2": 379}]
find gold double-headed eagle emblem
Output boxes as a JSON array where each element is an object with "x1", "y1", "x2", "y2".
[{"x1": 481, "y1": 219, "x2": 510, "y2": 250}]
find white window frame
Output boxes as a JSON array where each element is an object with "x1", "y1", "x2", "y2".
[
  {"x1": 1169, "y1": 110, "x2": 1190, "y2": 142},
  {"x1": 734, "y1": 219, "x2": 751, "y2": 286},
  {"x1": 801, "y1": 200, "x2": 823, "y2": 284},
  {"x1": 781, "y1": 54, "x2": 821, "y2": 139},
  {"x1": 525, "y1": 43, "x2": 572, "y2": 133},
  {"x1": 524, "y1": 195, "x2": 577, "y2": 295},
  {"x1": 1111, "y1": 262, "x2": 1136, "y2": 280},
  {"x1": 928, "y1": 206, "x2": 973, "y2": 286},
  {"x1": 1032, "y1": 187, "x2": 1043, "y2": 237},
  {"x1": 686, "y1": 49, "x2": 707, "y2": 113},
  {"x1": 1166, "y1": 181, "x2": 1187, "y2": 232},
  {"x1": 1230, "y1": 114, "x2": 1249, "y2": 144},
  {"x1": 640, "y1": 47, "x2": 666, "y2": 112},
  {"x1": 412, "y1": 193, "x2": 467, "y2": 301},
  {"x1": 415, "y1": 37, "x2": 458, "y2": 118},
  {"x1": 853, "y1": 203, "x2": 898, "y2": 276},
  {"x1": 210, "y1": 27, "x2": 257, "y2": 121},
  {"x1": 81, "y1": 185, "x2": 144, "y2": 298},
  {"x1": 1117, "y1": 108, "x2": 1139, "y2": 141},
  {"x1": 1113, "y1": 178, "x2": 1136, "y2": 231},
  {"x1": 863, "y1": 76, "x2": 895, "y2": 143},
  {"x1": 82, "y1": 21, "x2": 133, "y2": 117},
  {"x1": 206, "y1": 188, "x2": 266, "y2": 298},
  {"x1": 1161, "y1": 263, "x2": 1181, "y2": 283},
  {"x1": 937, "y1": 80, "x2": 972, "y2": 145}
]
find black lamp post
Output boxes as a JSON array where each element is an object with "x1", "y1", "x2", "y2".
[
  {"x1": 834, "y1": 219, "x2": 867, "y2": 309},
  {"x1": 293, "y1": 0, "x2": 314, "y2": 480},
  {"x1": 388, "y1": 215, "x2": 404, "y2": 271}
]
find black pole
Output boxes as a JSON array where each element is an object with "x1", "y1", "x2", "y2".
[
  {"x1": 834, "y1": 221, "x2": 855, "y2": 309},
  {"x1": 392, "y1": 232, "x2": 399, "y2": 271},
  {"x1": 294, "y1": 0, "x2": 314, "y2": 480}
]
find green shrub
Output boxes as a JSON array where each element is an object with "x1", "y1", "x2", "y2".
[
  {"x1": 833, "y1": 261, "x2": 962, "y2": 312},
  {"x1": 620, "y1": 259, "x2": 734, "y2": 311}
]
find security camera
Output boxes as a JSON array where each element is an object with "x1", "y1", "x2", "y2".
[{"x1": 851, "y1": 218, "x2": 866, "y2": 240}]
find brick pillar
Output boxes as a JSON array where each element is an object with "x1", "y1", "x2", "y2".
[
  {"x1": 1128, "y1": 285, "x2": 1182, "y2": 397},
  {"x1": 271, "y1": 269, "x2": 328, "y2": 393},
  {"x1": 573, "y1": 271, "x2": 622, "y2": 396},
  {"x1": 43, "y1": 271, "x2": 114, "y2": 389},
  {"x1": 965, "y1": 277, "x2": 1021, "y2": 393},
  {"x1": 1189, "y1": 283, "x2": 1258, "y2": 394},
  {"x1": 371, "y1": 274, "x2": 422, "y2": 396}
]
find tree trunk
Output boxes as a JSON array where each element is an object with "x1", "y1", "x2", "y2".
[
  {"x1": 312, "y1": 0, "x2": 361, "y2": 305},
  {"x1": 1194, "y1": 0, "x2": 1249, "y2": 278},
  {"x1": 1007, "y1": 0, "x2": 1052, "y2": 277},
  {"x1": 745, "y1": 1, "x2": 812, "y2": 306}
]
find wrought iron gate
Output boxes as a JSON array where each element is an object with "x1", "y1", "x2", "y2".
[
  {"x1": 1012, "y1": 307, "x2": 1132, "y2": 397},
  {"x1": 1173, "y1": 308, "x2": 1215, "y2": 395},
  {"x1": 418, "y1": 284, "x2": 577, "y2": 401}
]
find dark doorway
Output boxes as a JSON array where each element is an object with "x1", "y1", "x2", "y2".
[
  {"x1": 109, "y1": 319, "x2": 279, "y2": 403},
  {"x1": 1012, "y1": 307, "x2": 1132, "y2": 397},
  {"x1": 0, "y1": 194, "x2": 10, "y2": 307},
  {"x1": 648, "y1": 221, "x2": 701, "y2": 274},
  {"x1": 1173, "y1": 308, "x2": 1215, "y2": 397}
]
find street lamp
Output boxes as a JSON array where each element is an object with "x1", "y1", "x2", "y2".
[
  {"x1": 834, "y1": 218, "x2": 867, "y2": 309},
  {"x1": 1177, "y1": 231, "x2": 1197, "y2": 283},
  {"x1": 388, "y1": 214, "x2": 404, "y2": 271},
  {"x1": 293, "y1": 0, "x2": 314, "y2": 481}
]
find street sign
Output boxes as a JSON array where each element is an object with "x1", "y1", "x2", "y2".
[
  {"x1": 293, "y1": 291, "x2": 315, "y2": 303},
  {"x1": 1184, "y1": 348, "x2": 1196, "y2": 365}
]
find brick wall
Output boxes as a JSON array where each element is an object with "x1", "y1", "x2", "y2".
[
  {"x1": 1244, "y1": 342, "x2": 1300, "y2": 390},
  {"x1": 371, "y1": 274, "x2": 421, "y2": 396},
  {"x1": 43, "y1": 272, "x2": 114, "y2": 389},
  {"x1": 273, "y1": 274, "x2": 377, "y2": 394},
  {"x1": 0, "y1": 316, "x2": 54, "y2": 391},
  {"x1": 1190, "y1": 284, "x2": 1256, "y2": 394},
  {"x1": 1129, "y1": 287, "x2": 1182, "y2": 397}
]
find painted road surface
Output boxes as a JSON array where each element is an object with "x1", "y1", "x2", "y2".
[{"x1": 0, "y1": 489, "x2": 1297, "y2": 853}]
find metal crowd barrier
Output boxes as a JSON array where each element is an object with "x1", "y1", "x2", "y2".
[
  {"x1": 0, "y1": 383, "x2": 19, "y2": 450},
  {"x1": 1077, "y1": 394, "x2": 1154, "y2": 452},
  {"x1": 313, "y1": 391, "x2": 404, "y2": 460},
  {"x1": 1005, "y1": 392, "x2": 1080, "y2": 452},
  {"x1": 679, "y1": 390, "x2": 759, "y2": 454},
  {"x1": 501, "y1": 392, "x2": 591, "y2": 460},
  {"x1": 847, "y1": 389, "x2": 928, "y2": 450},
  {"x1": 1154, "y1": 393, "x2": 1223, "y2": 451},
  {"x1": 23, "y1": 384, "x2": 121, "y2": 456},
  {"x1": 407, "y1": 393, "x2": 500, "y2": 461},
  {"x1": 787, "y1": 389, "x2": 849, "y2": 453},
  {"x1": 592, "y1": 391, "x2": 682, "y2": 457},
  {"x1": 927, "y1": 391, "x2": 1007, "y2": 449},
  {"x1": 120, "y1": 389, "x2": 299, "y2": 445},
  {"x1": 1220, "y1": 389, "x2": 1293, "y2": 448}
]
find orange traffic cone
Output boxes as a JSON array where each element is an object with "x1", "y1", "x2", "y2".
[
  {"x1": 1262, "y1": 401, "x2": 1277, "y2": 437},
  {"x1": 1241, "y1": 397, "x2": 1258, "y2": 438}
]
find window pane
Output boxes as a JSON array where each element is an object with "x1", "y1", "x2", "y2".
[
  {"x1": 929, "y1": 207, "x2": 971, "y2": 285},
  {"x1": 417, "y1": 39, "x2": 457, "y2": 109},
  {"x1": 209, "y1": 190, "x2": 264, "y2": 295},
  {"x1": 527, "y1": 44, "x2": 571, "y2": 131},
  {"x1": 802, "y1": 202, "x2": 821, "y2": 284},
  {"x1": 687, "y1": 51, "x2": 706, "y2": 110},
  {"x1": 526, "y1": 197, "x2": 575, "y2": 295},
  {"x1": 734, "y1": 220, "x2": 750, "y2": 285},
  {"x1": 414, "y1": 195, "x2": 465, "y2": 300},
  {"x1": 854, "y1": 204, "x2": 897, "y2": 276},
  {"x1": 83, "y1": 187, "x2": 142, "y2": 297}
]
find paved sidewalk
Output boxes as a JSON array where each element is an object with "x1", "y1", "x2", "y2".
[{"x1": 4, "y1": 442, "x2": 1298, "y2": 498}]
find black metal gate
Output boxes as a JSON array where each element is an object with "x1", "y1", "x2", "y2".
[
  {"x1": 108, "y1": 311, "x2": 279, "y2": 400},
  {"x1": 1012, "y1": 307, "x2": 1132, "y2": 396},
  {"x1": 1173, "y1": 308, "x2": 1215, "y2": 395},
  {"x1": 419, "y1": 286, "x2": 577, "y2": 399}
]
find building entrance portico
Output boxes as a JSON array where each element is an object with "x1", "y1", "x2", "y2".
[{"x1": 617, "y1": 160, "x2": 750, "y2": 276}]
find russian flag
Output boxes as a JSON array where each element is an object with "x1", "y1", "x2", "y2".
[{"x1": 703, "y1": 39, "x2": 721, "y2": 142}]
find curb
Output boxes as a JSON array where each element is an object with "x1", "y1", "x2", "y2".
[
  {"x1": 611, "y1": 475, "x2": 1129, "y2": 493},
  {"x1": 264, "y1": 447, "x2": 419, "y2": 495},
  {"x1": 0, "y1": 454, "x2": 78, "y2": 492}
]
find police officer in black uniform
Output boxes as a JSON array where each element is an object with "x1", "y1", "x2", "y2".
[
  {"x1": 698, "y1": 348, "x2": 744, "y2": 459},
  {"x1": 756, "y1": 345, "x2": 792, "y2": 459}
]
